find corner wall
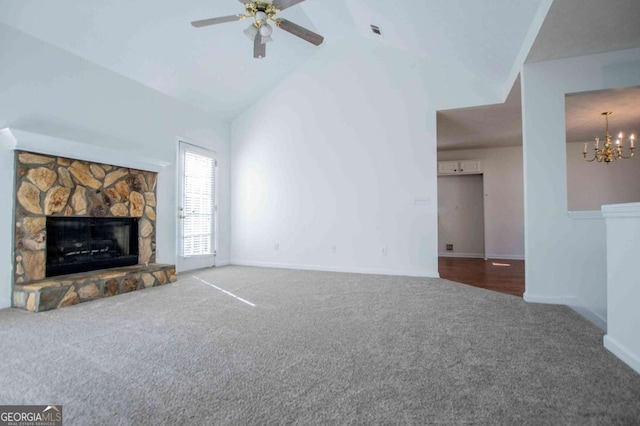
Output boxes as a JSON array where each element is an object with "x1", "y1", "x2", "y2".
[{"x1": 522, "y1": 47, "x2": 640, "y2": 324}]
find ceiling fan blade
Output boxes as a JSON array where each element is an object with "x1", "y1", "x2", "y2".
[
  {"x1": 272, "y1": 0, "x2": 306, "y2": 11},
  {"x1": 191, "y1": 15, "x2": 240, "y2": 28},
  {"x1": 253, "y1": 33, "x2": 266, "y2": 59},
  {"x1": 277, "y1": 19, "x2": 324, "y2": 46}
]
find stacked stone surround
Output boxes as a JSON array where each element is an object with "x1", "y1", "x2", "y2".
[{"x1": 13, "y1": 150, "x2": 177, "y2": 312}]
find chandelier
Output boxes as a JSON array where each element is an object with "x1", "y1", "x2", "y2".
[{"x1": 583, "y1": 112, "x2": 635, "y2": 163}]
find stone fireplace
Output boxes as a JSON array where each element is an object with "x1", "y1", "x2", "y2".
[{"x1": 13, "y1": 150, "x2": 176, "y2": 312}]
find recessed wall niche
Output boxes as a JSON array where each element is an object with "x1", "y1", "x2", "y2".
[{"x1": 565, "y1": 86, "x2": 640, "y2": 211}]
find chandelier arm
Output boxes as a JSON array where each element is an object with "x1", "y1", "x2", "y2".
[{"x1": 583, "y1": 152, "x2": 598, "y2": 162}]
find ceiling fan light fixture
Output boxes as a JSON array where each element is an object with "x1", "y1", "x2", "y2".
[
  {"x1": 191, "y1": 0, "x2": 324, "y2": 58},
  {"x1": 243, "y1": 24, "x2": 258, "y2": 40},
  {"x1": 259, "y1": 23, "x2": 273, "y2": 37},
  {"x1": 255, "y1": 11, "x2": 267, "y2": 23}
]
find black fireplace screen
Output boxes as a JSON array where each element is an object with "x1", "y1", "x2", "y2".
[{"x1": 46, "y1": 217, "x2": 139, "y2": 277}]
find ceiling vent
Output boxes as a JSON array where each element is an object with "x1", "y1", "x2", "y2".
[{"x1": 370, "y1": 25, "x2": 382, "y2": 36}]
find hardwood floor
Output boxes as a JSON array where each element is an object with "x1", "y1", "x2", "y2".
[{"x1": 438, "y1": 257, "x2": 525, "y2": 297}]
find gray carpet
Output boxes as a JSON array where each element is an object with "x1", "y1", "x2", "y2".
[{"x1": 0, "y1": 266, "x2": 639, "y2": 425}]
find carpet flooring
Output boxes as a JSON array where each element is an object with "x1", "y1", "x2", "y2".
[{"x1": 0, "y1": 266, "x2": 639, "y2": 425}]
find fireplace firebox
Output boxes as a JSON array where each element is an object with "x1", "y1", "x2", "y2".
[{"x1": 46, "y1": 217, "x2": 139, "y2": 277}]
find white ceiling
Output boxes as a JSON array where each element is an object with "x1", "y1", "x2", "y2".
[
  {"x1": 437, "y1": 77, "x2": 523, "y2": 152},
  {"x1": 0, "y1": 0, "x2": 548, "y2": 121},
  {"x1": 345, "y1": 0, "x2": 542, "y2": 91},
  {"x1": 2, "y1": 0, "x2": 638, "y2": 145},
  {"x1": 565, "y1": 87, "x2": 640, "y2": 143},
  {"x1": 437, "y1": 0, "x2": 640, "y2": 152},
  {"x1": 438, "y1": 80, "x2": 640, "y2": 151},
  {"x1": 0, "y1": 0, "x2": 339, "y2": 121},
  {"x1": 526, "y1": 0, "x2": 640, "y2": 63}
]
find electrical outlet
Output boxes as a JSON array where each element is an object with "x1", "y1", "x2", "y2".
[
  {"x1": 275, "y1": 243, "x2": 279, "y2": 251},
  {"x1": 331, "y1": 245, "x2": 337, "y2": 254},
  {"x1": 381, "y1": 246, "x2": 387, "y2": 255},
  {"x1": 446, "y1": 244, "x2": 453, "y2": 251},
  {"x1": 413, "y1": 197, "x2": 429, "y2": 206}
]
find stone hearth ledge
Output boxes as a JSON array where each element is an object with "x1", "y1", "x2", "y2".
[{"x1": 13, "y1": 264, "x2": 177, "y2": 312}]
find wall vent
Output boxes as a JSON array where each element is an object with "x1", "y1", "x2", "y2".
[{"x1": 370, "y1": 25, "x2": 382, "y2": 35}]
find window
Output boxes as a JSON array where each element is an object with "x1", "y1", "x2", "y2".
[{"x1": 182, "y1": 150, "x2": 215, "y2": 256}]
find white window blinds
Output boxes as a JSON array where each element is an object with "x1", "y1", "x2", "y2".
[{"x1": 182, "y1": 151, "x2": 215, "y2": 256}]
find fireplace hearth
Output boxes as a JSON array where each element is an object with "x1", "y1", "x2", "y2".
[{"x1": 46, "y1": 217, "x2": 139, "y2": 277}]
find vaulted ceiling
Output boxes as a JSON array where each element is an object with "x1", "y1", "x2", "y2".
[
  {"x1": 437, "y1": 0, "x2": 640, "y2": 151},
  {"x1": 0, "y1": 0, "x2": 548, "y2": 121},
  {"x1": 1, "y1": 0, "x2": 639, "y2": 147}
]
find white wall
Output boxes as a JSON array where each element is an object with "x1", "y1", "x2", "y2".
[
  {"x1": 0, "y1": 132, "x2": 16, "y2": 308},
  {"x1": 437, "y1": 175, "x2": 485, "y2": 257},
  {"x1": 229, "y1": 32, "x2": 518, "y2": 278},
  {"x1": 602, "y1": 203, "x2": 640, "y2": 374},
  {"x1": 438, "y1": 146, "x2": 524, "y2": 259},
  {"x1": 0, "y1": 24, "x2": 230, "y2": 308},
  {"x1": 522, "y1": 47, "x2": 640, "y2": 324},
  {"x1": 567, "y1": 141, "x2": 640, "y2": 211},
  {"x1": 231, "y1": 39, "x2": 444, "y2": 277}
]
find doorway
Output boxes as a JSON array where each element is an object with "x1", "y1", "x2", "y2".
[
  {"x1": 177, "y1": 142, "x2": 218, "y2": 272},
  {"x1": 437, "y1": 174, "x2": 485, "y2": 259}
]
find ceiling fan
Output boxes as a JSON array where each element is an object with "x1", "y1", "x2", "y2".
[{"x1": 191, "y1": 0, "x2": 324, "y2": 59}]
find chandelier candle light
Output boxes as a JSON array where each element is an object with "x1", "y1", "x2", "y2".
[{"x1": 584, "y1": 111, "x2": 635, "y2": 163}]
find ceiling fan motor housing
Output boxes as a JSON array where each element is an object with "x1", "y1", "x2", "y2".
[{"x1": 245, "y1": 1, "x2": 279, "y2": 25}]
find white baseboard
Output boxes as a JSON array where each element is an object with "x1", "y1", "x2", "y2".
[
  {"x1": 230, "y1": 260, "x2": 440, "y2": 279},
  {"x1": 438, "y1": 252, "x2": 484, "y2": 259},
  {"x1": 604, "y1": 335, "x2": 640, "y2": 375},
  {"x1": 438, "y1": 253, "x2": 525, "y2": 261},
  {"x1": 563, "y1": 297, "x2": 607, "y2": 332},
  {"x1": 523, "y1": 293, "x2": 607, "y2": 331},
  {"x1": 484, "y1": 254, "x2": 525, "y2": 261},
  {"x1": 522, "y1": 293, "x2": 567, "y2": 304}
]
